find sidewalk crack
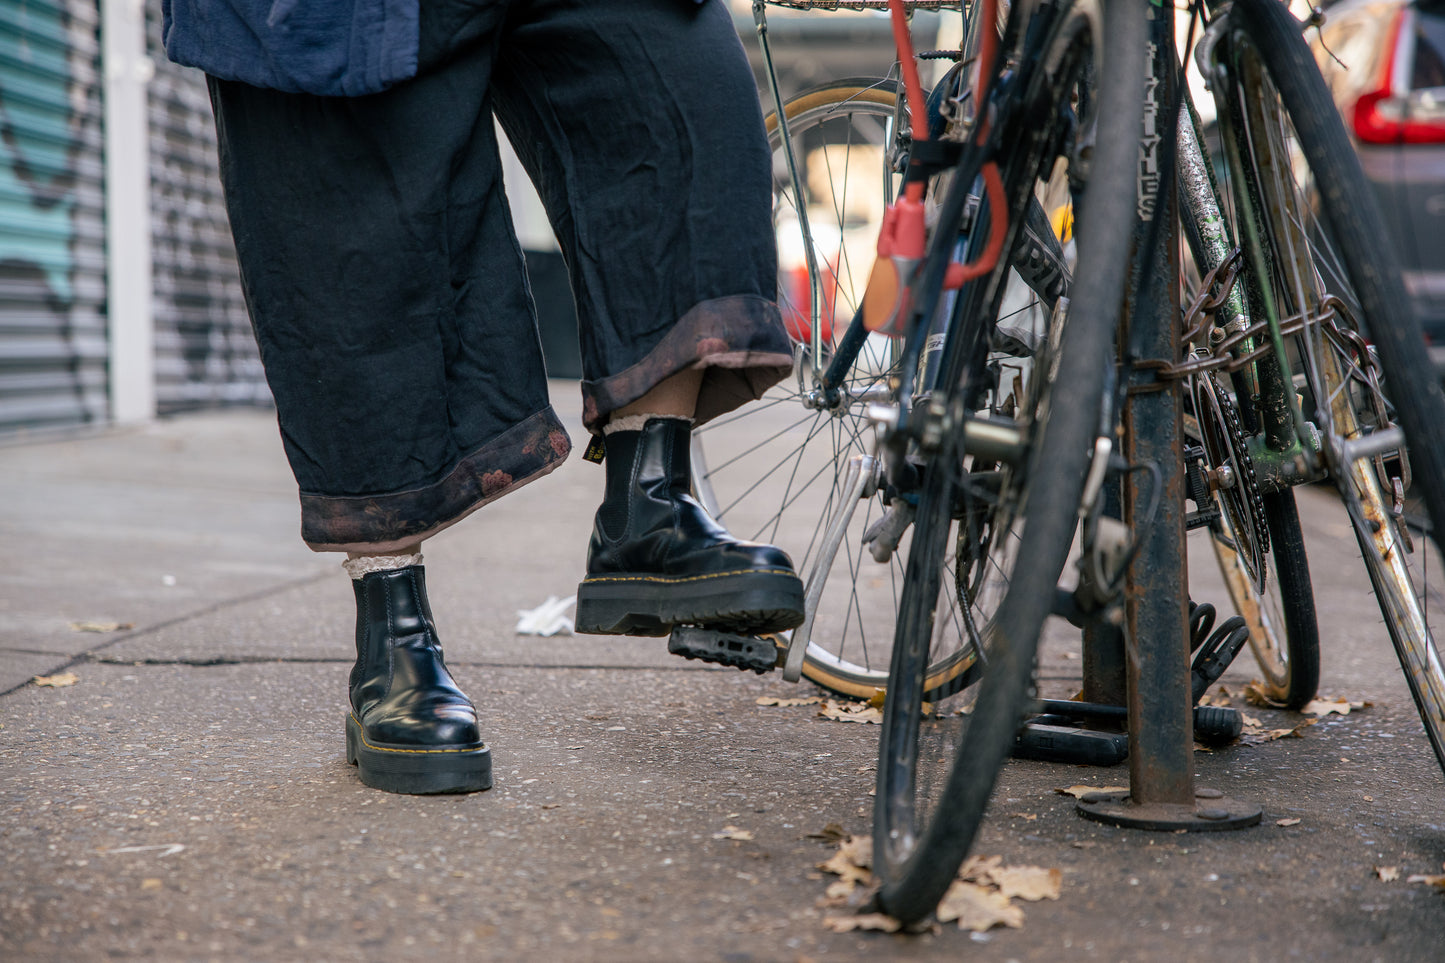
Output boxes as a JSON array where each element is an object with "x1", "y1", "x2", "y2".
[{"x1": 0, "y1": 572, "x2": 332, "y2": 698}]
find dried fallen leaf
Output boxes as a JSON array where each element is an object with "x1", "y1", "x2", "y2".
[
  {"x1": 1407, "y1": 874, "x2": 1445, "y2": 890},
  {"x1": 823, "y1": 879, "x2": 857, "y2": 901},
  {"x1": 819, "y1": 700, "x2": 883, "y2": 724},
  {"x1": 33, "y1": 672, "x2": 78, "y2": 688},
  {"x1": 806, "y1": 822, "x2": 848, "y2": 843},
  {"x1": 823, "y1": 913, "x2": 901, "y2": 933},
  {"x1": 1054, "y1": 785, "x2": 1129, "y2": 800},
  {"x1": 1276, "y1": 818, "x2": 1302, "y2": 827},
  {"x1": 1243, "y1": 681, "x2": 1288, "y2": 709},
  {"x1": 69, "y1": 621, "x2": 133, "y2": 633},
  {"x1": 755, "y1": 696, "x2": 822, "y2": 707},
  {"x1": 818, "y1": 850, "x2": 871, "y2": 886},
  {"x1": 1010, "y1": 812, "x2": 1038, "y2": 821},
  {"x1": 713, "y1": 826, "x2": 754, "y2": 842},
  {"x1": 1241, "y1": 718, "x2": 1316, "y2": 745},
  {"x1": 837, "y1": 834, "x2": 872, "y2": 870},
  {"x1": 935, "y1": 881, "x2": 1024, "y2": 932},
  {"x1": 1198, "y1": 687, "x2": 1233, "y2": 707},
  {"x1": 1300, "y1": 697, "x2": 1371, "y2": 717},
  {"x1": 956, "y1": 854, "x2": 1003, "y2": 883},
  {"x1": 988, "y1": 865, "x2": 1062, "y2": 902},
  {"x1": 140, "y1": 878, "x2": 162, "y2": 891},
  {"x1": 1376, "y1": 866, "x2": 1401, "y2": 882}
]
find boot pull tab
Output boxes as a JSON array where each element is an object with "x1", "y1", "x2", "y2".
[{"x1": 584, "y1": 435, "x2": 607, "y2": 464}]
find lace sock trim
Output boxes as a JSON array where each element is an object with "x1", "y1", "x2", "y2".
[{"x1": 603, "y1": 413, "x2": 693, "y2": 435}]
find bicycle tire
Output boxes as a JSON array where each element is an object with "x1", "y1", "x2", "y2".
[
  {"x1": 691, "y1": 79, "x2": 1067, "y2": 700},
  {"x1": 873, "y1": 0, "x2": 1147, "y2": 923},
  {"x1": 1208, "y1": 490, "x2": 1319, "y2": 709},
  {"x1": 1217, "y1": 0, "x2": 1445, "y2": 767},
  {"x1": 1176, "y1": 122, "x2": 1322, "y2": 709}
]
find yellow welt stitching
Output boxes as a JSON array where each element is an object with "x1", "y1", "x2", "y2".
[
  {"x1": 580, "y1": 569, "x2": 799, "y2": 586},
  {"x1": 349, "y1": 714, "x2": 488, "y2": 755}
]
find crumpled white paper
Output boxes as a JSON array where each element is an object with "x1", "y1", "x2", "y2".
[{"x1": 514, "y1": 595, "x2": 577, "y2": 637}]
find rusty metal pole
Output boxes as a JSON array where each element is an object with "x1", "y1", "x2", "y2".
[
  {"x1": 1123, "y1": 0, "x2": 1193, "y2": 810},
  {"x1": 1077, "y1": 0, "x2": 1258, "y2": 831}
]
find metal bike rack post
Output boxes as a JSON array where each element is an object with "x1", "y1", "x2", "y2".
[{"x1": 1077, "y1": 2, "x2": 1259, "y2": 832}]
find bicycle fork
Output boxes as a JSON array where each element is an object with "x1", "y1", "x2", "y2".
[{"x1": 782, "y1": 451, "x2": 880, "y2": 682}]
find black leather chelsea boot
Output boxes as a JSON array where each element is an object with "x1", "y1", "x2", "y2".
[
  {"x1": 345, "y1": 566, "x2": 492, "y2": 793},
  {"x1": 574, "y1": 417, "x2": 805, "y2": 637}
]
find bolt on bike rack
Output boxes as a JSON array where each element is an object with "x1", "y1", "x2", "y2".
[{"x1": 1075, "y1": 4, "x2": 1259, "y2": 832}]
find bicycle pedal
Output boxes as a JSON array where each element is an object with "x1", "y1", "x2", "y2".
[
  {"x1": 1189, "y1": 615, "x2": 1250, "y2": 704},
  {"x1": 668, "y1": 626, "x2": 780, "y2": 675}
]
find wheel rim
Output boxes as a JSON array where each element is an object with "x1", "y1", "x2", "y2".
[{"x1": 692, "y1": 83, "x2": 983, "y2": 697}]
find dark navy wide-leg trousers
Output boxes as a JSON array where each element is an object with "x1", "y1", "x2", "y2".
[{"x1": 209, "y1": 0, "x2": 791, "y2": 551}]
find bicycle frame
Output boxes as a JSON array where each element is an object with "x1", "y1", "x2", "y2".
[{"x1": 752, "y1": 0, "x2": 993, "y2": 403}]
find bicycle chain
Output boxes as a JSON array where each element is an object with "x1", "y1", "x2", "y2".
[{"x1": 1201, "y1": 371, "x2": 1271, "y2": 591}]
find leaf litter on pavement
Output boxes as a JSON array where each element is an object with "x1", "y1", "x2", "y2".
[
  {"x1": 1196, "y1": 683, "x2": 1371, "y2": 745},
  {"x1": 816, "y1": 832, "x2": 1062, "y2": 933},
  {"x1": 818, "y1": 700, "x2": 884, "y2": 724},
  {"x1": 754, "y1": 695, "x2": 822, "y2": 708},
  {"x1": 754, "y1": 693, "x2": 934, "y2": 724}
]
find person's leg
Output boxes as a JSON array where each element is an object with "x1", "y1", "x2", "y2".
[
  {"x1": 208, "y1": 3, "x2": 568, "y2": 555},
  {"x1": 490, "y1": 0, "x2": 803, "y2": 639},
  {"x1": 206, "y1": 3, "x2": 553, "y2": 793},
  {"x1": 611, "y1": 369, "x2": 703, "y2": 421},
  {"x1": 493, "y1": 0, "x2": 793, "y2": 432}
]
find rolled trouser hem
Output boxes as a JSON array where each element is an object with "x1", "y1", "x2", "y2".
[
  {"x1": 580, "y1": 295, "x2": 793, "y2": 434},
  {"x1": 299, "y1": 407, "x2": 572, "y2": 553}
]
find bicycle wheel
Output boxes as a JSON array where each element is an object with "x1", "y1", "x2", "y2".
[
  {"x1": 1214, "y1": 0, "x2": 1445, "y2": 767},
  {"x1": 1178, "y1": 110, "x2": 1320, "y2": 708},
  {"x1": 1207, "y1": 490, "x2": 1319, "y2": 708},
  {"x1": 873, "y1": 0, "x2": 1147, "y2": 922},
  {"x1": 692, "y1": 79, "x2": 1055, "y2": 699}
]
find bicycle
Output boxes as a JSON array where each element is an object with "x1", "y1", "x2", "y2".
[
  {"x1": 869, "y1": 0, "x2": 1445, "y2": 925},
  {"x1": 701, "y1": 0, "x2": 1442, "y2": 927},
  {"x1": 689, "y1": 0, "x2": 1147, "y2": 921},
  {"x1": 1167, "y1": 0, "x2": 1445, "y2": 748},
  {"x1": 692, "y1": 1, "x2": 1087, "y2": 700},
  {"x1": 706, "y1": 0, "x2": 1144, "y2": 922}
]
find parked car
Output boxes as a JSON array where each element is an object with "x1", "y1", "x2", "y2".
[{"x1": 1311, "y1": 0, "x2": 1445, "y2": 375}]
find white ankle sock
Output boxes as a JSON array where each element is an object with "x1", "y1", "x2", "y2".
[
  {"x1": 603, "y1": 413, "x2": 693, "y2": 435},
  {"x1": 342, "y1": 553, "x2": 423, "y2": 580}
]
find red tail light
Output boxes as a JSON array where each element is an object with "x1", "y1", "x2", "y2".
[
  {"x1": 780, "y1": 262, "x2": 835, "y2": 344},
  {"x1": 1352, "y1": 8, "x2": 1445, "y2": 144}
]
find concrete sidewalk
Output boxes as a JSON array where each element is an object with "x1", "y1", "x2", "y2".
[{"x1": 3, "y1": 388, "x2": 1444, "y2": 960}]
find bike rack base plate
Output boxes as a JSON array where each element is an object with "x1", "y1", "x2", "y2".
[{"x1": 1075, "y1": 789, "x2": 1261, "y2": 832}]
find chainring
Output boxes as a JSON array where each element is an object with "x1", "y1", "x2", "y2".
[{"x1": 1193, "y1": 372, "x2": 1271, "y2": 592}]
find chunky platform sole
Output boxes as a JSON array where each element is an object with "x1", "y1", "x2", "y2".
[
  {"x1": 574, "y1": 568, "x2": 805, "y2": 637},
  {"x1": 345, "y1": 713, "x2": 493, "y2": 794}
]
